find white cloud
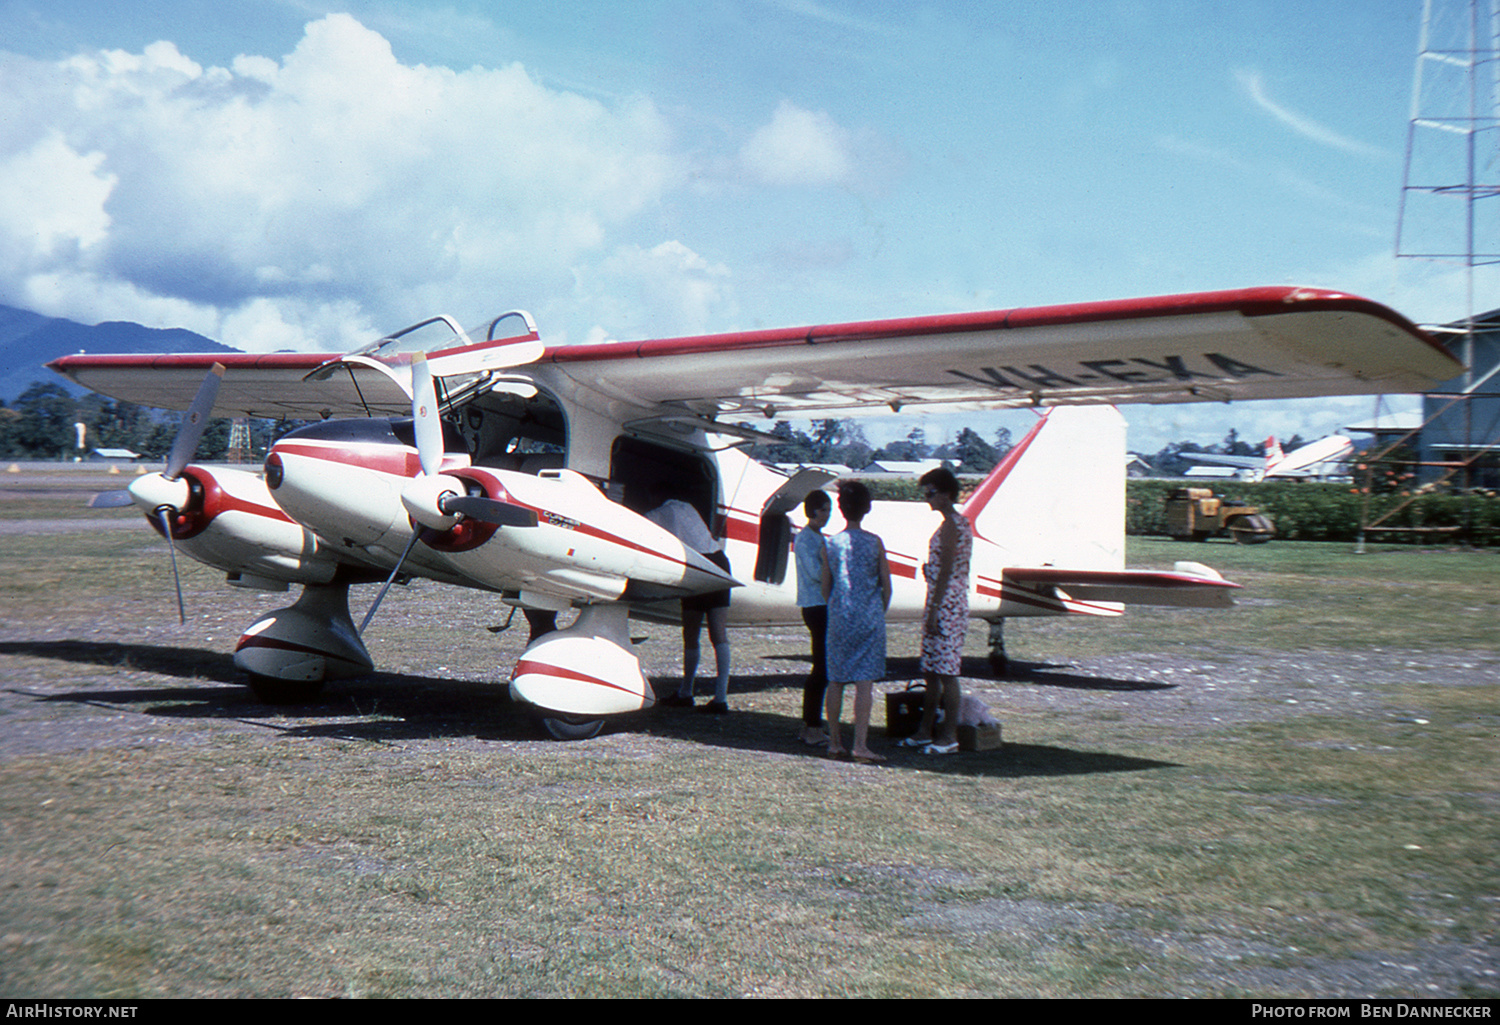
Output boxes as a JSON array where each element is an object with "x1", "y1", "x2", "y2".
[
  {"x1": 573, "y1": 240, "x2": 735, "y2": 341},
  {"x1": 740, "y1": 100, "x2": 854, "y2": 187},
  {"x1": 1235, "y1": 68, "x2": 1392, "y2": 162},
  {"x1": 0, "y1": 14, "x2": 702, "y2": 351},
  {"x1": 0, "y1": 133, "x2": 115, "y2": 261},
  {"x1": 15, "y1": 270, "x2": 220, "y2": 338},
  {"x1": 1298, "y1": 247, "x2": 1500, "y2": 327},
  {"x1": 219, "y1": 296, "x2": 380, "y2": 354},
  {"x1": 769, "y1": 0, "x2": 902, "y2": 38}
]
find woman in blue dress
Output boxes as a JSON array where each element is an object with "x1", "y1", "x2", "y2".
[{"x1": 820, "y1": 480, "x2": 891, "y2": 763}]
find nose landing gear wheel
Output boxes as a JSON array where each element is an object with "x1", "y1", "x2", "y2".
[
  {"x1": 247, "y1": 674, "x2": 326, "y2": 705},
  {"x1": 539, "y1": 714, "x2": 606, "y2": 741}
]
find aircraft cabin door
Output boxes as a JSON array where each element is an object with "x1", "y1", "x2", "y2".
[{"x1": 754, "y1": 468, "x2": 838, "y2": 585}]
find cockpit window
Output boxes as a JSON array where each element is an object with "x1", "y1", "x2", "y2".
[
  {"x1": 466, "y1": 385, "x2": 567, "y2": 469},
  {"x1": 344, "y1": 311, "x2": 540, "y2": 362},
  {"x1": 390, "y1": 418, "x2": 470, "y2": 454},
  {"x1": 361, "y1": 316, "x2": 475, "y2": 360}
]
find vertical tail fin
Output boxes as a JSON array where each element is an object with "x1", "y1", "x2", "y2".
[
  {"x1": 961, "y1": 406, "x2": 1126, "y2": 570},
  {"x1": 1264, "y1": 436, "x2": 1285, "y2": 472}
]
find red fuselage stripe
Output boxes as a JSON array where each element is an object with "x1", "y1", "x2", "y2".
[
  {"x1": 274, "y1": 440, "x2": 422, "y2": 477},
  {"x1": 267, "y1": 451, "x2": 728, "y2": 584}
]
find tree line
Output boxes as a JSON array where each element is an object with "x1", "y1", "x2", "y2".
[
  {"x1": 6, "y1": 384, "x2": 1347, "y2": 483},
  {"x1": 0, "y1": 382, "x2": 294, "y2": 462},
  {"x1": 741, "y1": 419, "x2": 1015, "y2": 474},
  {"x1": 1141, "y1": 428, "x2": 1307, "y2": 477}
]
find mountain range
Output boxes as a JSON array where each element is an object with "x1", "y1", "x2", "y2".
[{"x1": 0, "y1": 304, "x2": 236, "y2": 404}]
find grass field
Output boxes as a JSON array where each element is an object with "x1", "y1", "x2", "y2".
[{"x1": 0, "y1": 483, "x2": 1495, "y2": 998}]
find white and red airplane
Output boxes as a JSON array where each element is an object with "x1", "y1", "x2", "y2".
[
  {"x1": 50, "y1": 286, "x2": 1462, "y2": 738},
  {"x1": 1182, "y1": 433, "x2": 1356, "y2": 481}
]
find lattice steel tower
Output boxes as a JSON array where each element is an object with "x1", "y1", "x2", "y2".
[
  {"x1": 1390, "y1": 0, "x2": 1500, "y2": 506},
  {"x1": 1396, "y1": 0, "x2": 1500, "y2": 359},
  {"x1": 227, "y1": 418, "x2": 251, "y2": 464}
]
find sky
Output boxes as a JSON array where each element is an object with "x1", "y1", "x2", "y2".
[{"x1": 1, "y1": 0, "x2": 1494, "y2": 454}]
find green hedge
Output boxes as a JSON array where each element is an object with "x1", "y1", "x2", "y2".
[
  {"x1": 852, "y1": 475, "x2": 1500, "y2": 545},
  {"x1": 1125, "y1": 479, "x2": 1500, "y2": 545}
]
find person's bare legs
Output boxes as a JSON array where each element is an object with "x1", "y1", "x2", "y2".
[
  {"x1": 706, "y1": 605, "x2": 730, "y2": 707},
  {"x1": 935, "y1": 676, "x2": 961, "y2": 748},
  {"x1": 679, "y1": 609, "x2": 704, "y2": 699},
  {"x1": 909, "y1": 674, "x2": 941, "y2": 744},
  {"x1": 850, "y1": 681, "x2": 884, "y2": 762},
  {"x1": 825, "y1": 681, "x2": 847, "y2": 757}
]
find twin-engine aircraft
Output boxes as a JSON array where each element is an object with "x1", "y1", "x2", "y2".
[{"x1": 50, "y1": 287, "x2": 1462, "y2": 738}]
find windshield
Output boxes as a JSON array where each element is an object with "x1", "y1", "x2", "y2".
[{"x1": 349, "y1": 310, "x2": 539, "y2": 361}]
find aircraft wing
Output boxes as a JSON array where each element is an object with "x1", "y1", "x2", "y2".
[
  {"x1": 47, "y1": 286, "x2": 1461, "y2": 419},
  {"x1": 539, "y1": 286, "x2": 1462, "y2": 421},
  {"x1": 1179, "y1": 451, "x2": 1264, "y2": 469},
  {"x1": 1268, "y1": 436, "x2": 1355, "y2": 476},
  {"x1": 46, "y1": 351, "x2": 412, "y2": 419}
]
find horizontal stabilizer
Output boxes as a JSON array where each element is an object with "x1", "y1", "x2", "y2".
[{"x1": 1005, "y1": 565, "x2": 1239, "y2": 609}]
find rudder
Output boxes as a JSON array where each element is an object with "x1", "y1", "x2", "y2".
[{"x1": 960, "y1": 406, "x2": 1126, "y2": 571}]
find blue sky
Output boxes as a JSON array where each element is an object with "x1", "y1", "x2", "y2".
[{"x1": 0, "y1": 0, "x2": 1491, "y2": 453}]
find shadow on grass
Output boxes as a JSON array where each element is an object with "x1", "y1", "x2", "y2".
[
  {"x1": 3, "y1": 640, "x2": 1178, "y2": 778},
  {"x1": 633, "y1": 698, "x2": 1180, "y2": 779},
  {"x1": 1001, "y1": 661, "x2": 1178, "y2": 693},
  {"x1": 0, "y1": 638, "x2": 242, "y2": 683},
  {"x1": 1, "y1": 639, "x2": 537, "y2": 742},
  {"x1": 768, "y1": 653, "x2": 1178, "y2": 693}
]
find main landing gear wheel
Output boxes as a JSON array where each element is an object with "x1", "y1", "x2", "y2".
[
  {"x1": 539, "y1": 714, "x2": 606, "y2": 741},
  {"x1": 246, "y1": 674, "x2": 326, "y2": 705}
]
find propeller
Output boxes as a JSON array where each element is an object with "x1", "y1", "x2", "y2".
[
  {"x1": 89, "y1": 489, "x2": 136, "y2": 509},
  {"x1": 359, "y1": 354, "x2": 536, "y2": 635},
  {"x1": 439, "y1": 493, "x2": 538, "y2": 527},
  {"x1": 124, "y1": 363, "x2": 226, "y2": 624}
]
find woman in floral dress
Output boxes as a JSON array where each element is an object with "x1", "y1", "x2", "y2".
[{"x1": 901, "y1": 467, "x2": 972, "y2": 755}]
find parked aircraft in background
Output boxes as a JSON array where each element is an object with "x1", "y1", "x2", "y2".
[
  {"x1": 50, "y1": 286, "x2": 1462, "y2": 737},
  {"x1": 1181, "y1": 433, "x2": 1356, "y2": 481}
]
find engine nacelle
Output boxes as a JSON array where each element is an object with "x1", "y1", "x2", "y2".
[
  {"x1": 234, "y1": 584, "x2": 373, "y2": 683},
  {"x1": 132, "y1": 466, "x2": 342, "y2": 585}
]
